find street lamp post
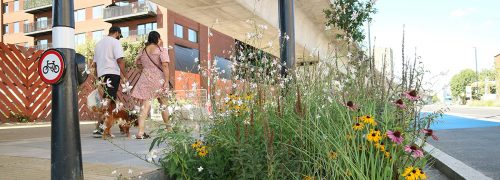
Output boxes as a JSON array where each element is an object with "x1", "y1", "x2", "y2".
[
  {"x1": 474, "y1": 47, "x2": 479, "y2": 100},
  {"x1": 278, "y1": 0, "x2": 295, "y2": 78}
]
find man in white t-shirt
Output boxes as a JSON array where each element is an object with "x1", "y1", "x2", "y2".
[{"x1": 92, "y1": 26, "x2": 126, "y2": 137}]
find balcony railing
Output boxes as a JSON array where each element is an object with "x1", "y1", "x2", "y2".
[
  {"x1": 122, "y1": 29, "x2": 156, "y2": 41},
  {"x1": 24, "y1": 0, "x2": 52, "y2": 13},
  {"x1": 24, "y1": 19, "x2": 52, "y2": 36},
  {"x1": 33, "y1": 43, "x2": 52, "y2": 50},
  {"x1": 103, "y1": 0, "x2": 157, "y2": 22}
]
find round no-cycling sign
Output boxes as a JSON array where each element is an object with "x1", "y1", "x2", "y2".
[{"x1": 38, "y1": 49, "x2": 65, "y2": 84}]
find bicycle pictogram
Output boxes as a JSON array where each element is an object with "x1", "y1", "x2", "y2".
[{"x1": 43, "y1": 60, "x2": 60, "y2": 74}]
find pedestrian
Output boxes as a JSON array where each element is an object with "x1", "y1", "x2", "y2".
[
  {"x1": 131, "y1": 31, "x2": 171, "y2": 139},
  {"x1": 92, "y1": 26, "x2": 126, "y2": 138}
]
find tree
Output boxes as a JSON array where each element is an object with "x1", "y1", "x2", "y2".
[
  {"x1": 479, "y1": 68, "x2": 496, "y2": 81},
  {"x1": 450, "y1": 69, "x2": 477, "y2": 99}
]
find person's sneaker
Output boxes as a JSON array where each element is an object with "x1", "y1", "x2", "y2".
[{"x1": 92, "y1": 129, "x2": 103, "y2": 138}]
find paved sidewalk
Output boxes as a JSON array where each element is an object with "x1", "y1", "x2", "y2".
[
  {"x1": 423, "y1": 105, "x2": 500, "y2": 121},
  {"x1": 0, "y1": 123, "x2": 164, "y2": 180}
]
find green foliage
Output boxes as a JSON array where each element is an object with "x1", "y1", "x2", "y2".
[
  {"x1": 324, "y1": 0, "x2": 377, "y2": 43},
  {"x1": 479, "y1": 68, "x2": 496, "y2": 81},
  {"x1": 75, "y1": 38, "x2": 145, "y2": 69},
  {"x1": 150, "y1": 34, "x2": 436, "y2": 179},
  {"x1": 9, "y1": 112, "x2": 30, "y2": 123},
  {"x1": 450, "y1": 69, "x2": 477, "y2": 99}
]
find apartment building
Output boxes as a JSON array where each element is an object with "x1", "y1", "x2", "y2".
[{"x1": 1, "y1": 0, "x2": 242, "y2": 90}]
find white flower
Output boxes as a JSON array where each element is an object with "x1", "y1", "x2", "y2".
[
  {"x1": 194, "y1": 58, "x2": 199, "y2": 63},
  {"x1": 159, "y1": 79, "x2": 165, "y2": 85},
  {"x1": 113, "y1": 101, "x2": 124, "y2": 113},
  {"x1": 232, "y1": 83, "x2": 237, "y2": 88},
  {"x1": 111, "y1": 170, "x2": 117, "y2": 175},
  {"x1": 121, "y1": 81, "x2": 133, "y2": 93},
  {"x1": 130, "y1": 105, "x2": 140, "y2": 114},
  {"x1": 244, "y1": 119, "x2": 250, "y2": 125},
  {"x1": 325, "y1": 25, "x2": 332, "y2": 30},
  {"x1": 147, "y1": 149, "x2": 158, "y2": 162},
  {"x1": 100, "y1": 99, "x2": 110, "y2": 107},
  {"x1": 224, "y1": 97, "x2": 230, "y2": 102},
  {"x1": 82, "y1": 64, "x2": 90, "y2": 75},
  {"x1": 198, "y1": 166, "x2": 204, "y2": 172},
  {"x1": 128, "y1": 169, "x2": 133, "y2": 174},
  {"x1": 105, "y1": 78, "x2": 113, "y2": 88}
]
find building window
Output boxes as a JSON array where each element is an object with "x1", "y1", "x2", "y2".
[
  {"x1": 92, "y1": 6, "x2": 103, "y2": 19},
  {"x1": 92, "y1": 30, "x2": 103, "y2": 42},
  {"x1": 174, "y1": 45, "x2": 200, "y2": 73},
  {"x1": 75, "y1": 33, "x2": 86, "y2": 46},
  {"x1": 137, "y1": 22, "x2": 157, "y2": 36},
  {"x1": 116, "y1": 2, "x2": 129, "y2": 6},
  {"x1": 3, "y1": 3, "x2": 8, "y2": 14},
  {"x1": 37, "y1": 17, "x2": 49, "y2": 29},
  {"x1": 188, "y1": 29, "x2": 197, "y2": 43},
  {"x1": 174, "y1": 24, "x2": 183, "y2": 38},
  {"x1": 215, "y1": 56, "x2": 232, "y2": 79},
  {"x1": 120, "y1": 27, "x2": 129, "y2": 38},
  {"x1": 13, "y1": 22, "x2": 19, "y2": 33},
  {"x1": 13, "y1": 0, "x2": 19, "y2": 12},
  {"x1": 4, "y1": 24, "x2": 9, "y2": 34},
  {"x1": 74, "y1": 9, "x2": 86, "y2": 22}
]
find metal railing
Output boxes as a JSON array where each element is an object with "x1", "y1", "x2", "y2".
[
  {"x1": 33, "y1": 43, "x2": 52, "y2": 50},
  {"x1": 24, "y1": 0, "x2": 52, "y2": 10},
  {"x1": 103, "y1": 0, "x2": 157, "y2": 20},
  {"x1": 122, "y1": 29, "x2": 155, "y2": 41},
  {"x1": 24, "y1": 19, "x2": 52, "y2": 34}
]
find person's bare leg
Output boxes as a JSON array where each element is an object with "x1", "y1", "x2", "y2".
[
  {"x1": 158, "y1": 98, "x2": 170, "y2": 130},
  {"x1": 137, "y1": 100, "x2": 151, "y2": 137}
]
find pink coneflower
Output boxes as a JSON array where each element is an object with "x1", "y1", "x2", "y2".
[
  {"x1": 404, "y1": 90, "x2": 421, "y2": 101},
  {"x1": 421, "y1": 129, "x2": 439, "y2": 141},
  {"x1": 394, "y1": 99, "x2": 406, "y2": 109},
  {"x1": 345, "y1": 101, "x2": 358, "y2": 111},
  {"x1": 404, "y1": 144, "x2": 424, "y2": 158},
  {"x1": 386, "y1": 130, "x2": 404, "y2": 144}
]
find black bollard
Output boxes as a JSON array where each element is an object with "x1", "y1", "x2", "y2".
[
  {"x1": 279, "y1": 0, "x2": 295, "y2": 78},
  {"x1": 51, "y1": 0, "x2": 83, "y2": 179}
]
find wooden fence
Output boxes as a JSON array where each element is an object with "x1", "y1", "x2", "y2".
[{"x1": 0, "y1": 42, "x2": 140, "y2": 123}]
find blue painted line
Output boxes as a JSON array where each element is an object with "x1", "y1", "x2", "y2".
[{"x1": 425, "y1": 114, "x2": 500, "y2": 130}]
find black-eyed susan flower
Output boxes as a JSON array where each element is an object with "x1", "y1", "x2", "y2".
[
  {"x1": 328, "y1": 151, "x2": 337, "y2": 160},
  {"x1": 191, "y1": 140, "x2": 202, "y2": 149},
  {"x1": 361, "y1": 115, "x2": 377, "y2": 126},
  {"x1": 402, "y1": 166, "x2": 418, "y2": 180},
  {"x1": 375, "y1": 142, "x2": 386, "y2": 152},
  {"x1": 197, "y1": 146, "x2": 208, "y2": 157},
  {"x1": 353, "y1": 122, "x2": 364, "y2": 131},
  {"x1": 415, "y1": 168, "x2": 427, "y2": 179},
  {"x1": 367, "y1": 129, "x2": 382, "y2": 143},
  {"x1": 303, "y1": 175, "x2": 313, "y2": 180}
]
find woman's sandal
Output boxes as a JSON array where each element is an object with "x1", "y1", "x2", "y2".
[{"x1": 135, "y1": 133, "x2": 150, "y2": 139}]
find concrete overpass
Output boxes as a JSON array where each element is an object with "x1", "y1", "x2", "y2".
[{"x1": 151, "y1": 0, "x2": 346, "y2": 64}]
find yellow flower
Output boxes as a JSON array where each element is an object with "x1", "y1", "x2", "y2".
[
  {"x1": 353, "y1": 122, "x2": 364, "y2": 131},
  {"x1": 328, "y1": 151, "x2": 337, "y2": 160},
  {"x1": 191, "y1": 140, "x2": 202, "y2": 149},
  {"x1": 415, "y1": 168, "x2": 427, "y2": 179},
  {"x1": 361, "y1": 115, "x2": 377, "y2": 126},
  {"x1": 303, "y1": 175, "x2": 314, "y2": 180},
  {"x1": 384, "y1": 151, "x2": 391, "y2": 158},
  {"x1": 402, "y1": 166, "x2": 420, "y2": 180},
  {"x1": 375, "y1": 142, "x2": 386, "y2": 152},
  {"x1": 244, "y1": 93, "x2": 253, "y2": 101},
  {"x1": 197, "y1": 146, "x2": 208, "y2": 157},
  {"x1": 367, "y1": 129, "x2": 382, "y2": 143}
]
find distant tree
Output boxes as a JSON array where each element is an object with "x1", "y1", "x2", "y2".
[
  {"x1": 450, "y1": 69, "x2": 477, "y2": 99},
  {"x1": 479, "y1": 68, "x2": 496, "y2": 81}
]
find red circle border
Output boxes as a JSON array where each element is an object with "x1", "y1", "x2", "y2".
[{"x1": 38, "y1": 49, "x2": 65, "y2": 84}]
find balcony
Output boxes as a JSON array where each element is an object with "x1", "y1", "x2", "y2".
[
  {"x1": 24, "y1": 19, "x2": 52, "y2": 36},
  {"x1": 32, "y1": 43, "x2": 52, "y2": 50},
  {"x1": 103, "y1": 1, "x2": 157, "y2": 23},
  {"x1": 24, "y1": 0, "x2": 52, "y2": 13}
]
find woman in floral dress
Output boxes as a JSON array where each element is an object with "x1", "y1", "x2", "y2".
[{"x1": 131, "y1": 31, "x2": 170, "y2": 139}]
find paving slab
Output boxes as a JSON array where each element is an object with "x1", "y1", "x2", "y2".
[{"x1": 0, "y1": 123, "x2": 165, "y2": 180}]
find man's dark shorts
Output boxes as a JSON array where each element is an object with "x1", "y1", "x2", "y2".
[{"x1": 99, "y1": 74, "x2": 121, "y2": 100}]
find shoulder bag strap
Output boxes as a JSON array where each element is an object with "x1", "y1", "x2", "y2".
[{"x1": 143, "y1": 48, "x2": 173, "y2": 89}]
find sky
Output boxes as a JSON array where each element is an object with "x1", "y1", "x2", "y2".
[{"x1": 368, "y1": 0, "x2": 499, "y2": 93}]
